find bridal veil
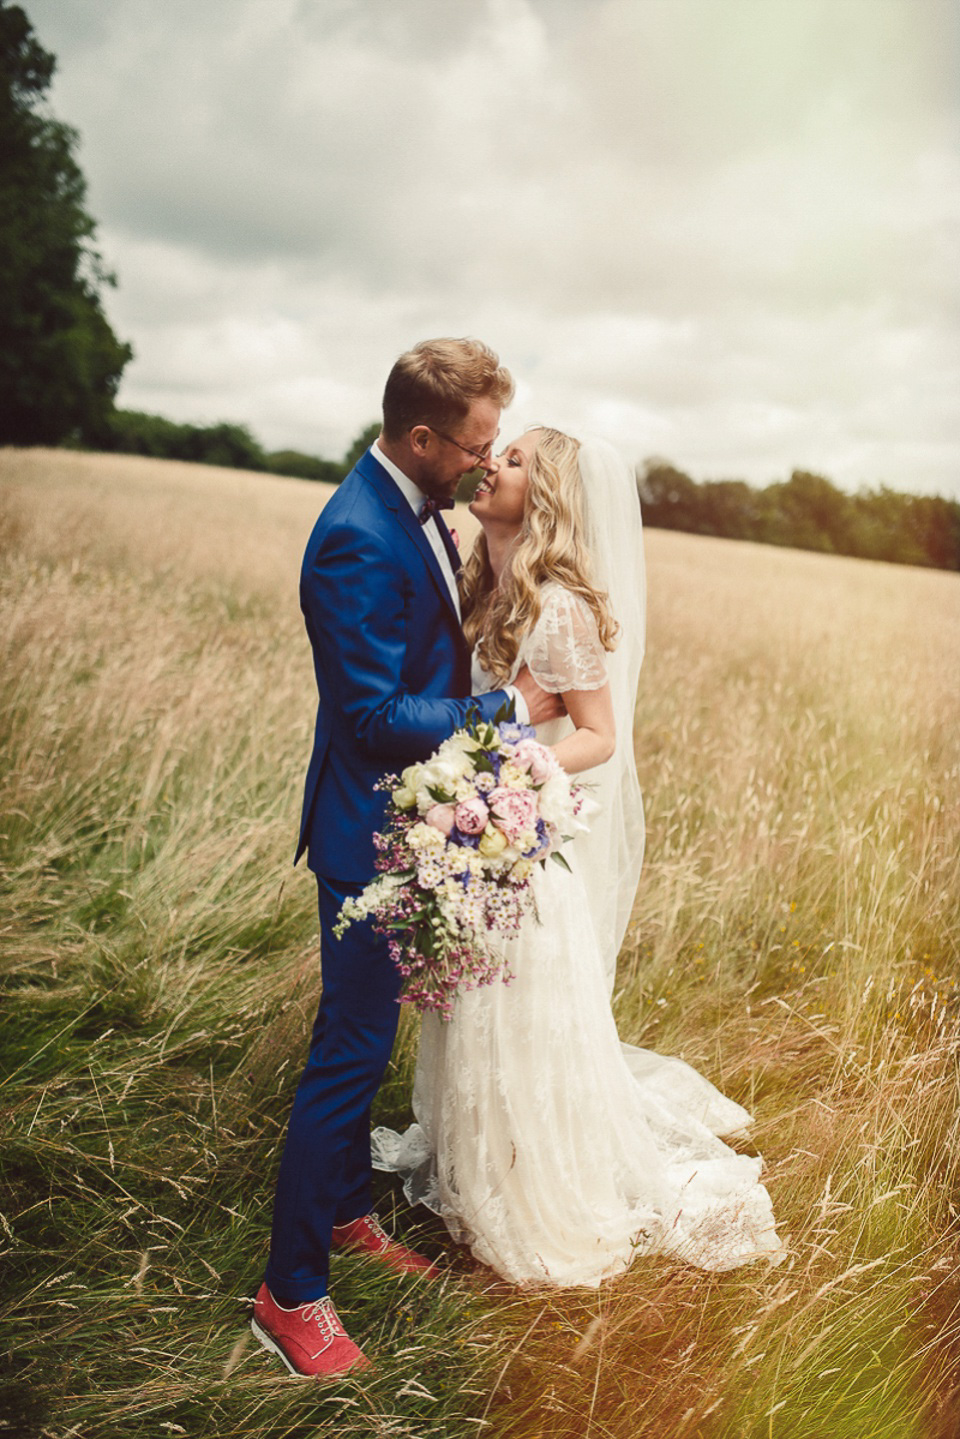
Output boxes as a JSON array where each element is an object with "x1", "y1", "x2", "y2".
[{"x1": 575, "y1": 437, "x2": 647, "y2": 994}]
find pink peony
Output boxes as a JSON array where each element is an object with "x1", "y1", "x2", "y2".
[
  {"x1": 425, "y1": 803, "x2": 456, "y2": 836},
  {"x1": 487, "y1": 786, "x2": 539, "y2": 841},
  {"x1": 513, "y1": 738, "x2": 560, "y2": 783},
  {"x1": 455, "y1": 796, "x2": 489, "y2": 834}
]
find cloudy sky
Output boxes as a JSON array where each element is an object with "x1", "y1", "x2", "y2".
[{"x1": 29, "y1": 0, "x2": 960, "y2": 496}]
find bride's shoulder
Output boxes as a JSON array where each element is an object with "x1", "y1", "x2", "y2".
[
  {"x1": 522, "y1": 583, "x2": 607, "y2": 691},
  {"x1": 536, "y1": 582, "x2": 598, "y2": 632}
]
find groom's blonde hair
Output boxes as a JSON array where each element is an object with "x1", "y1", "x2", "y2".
[{"x1": 381, "y1": 338, "x2": 514, "y2": 440}]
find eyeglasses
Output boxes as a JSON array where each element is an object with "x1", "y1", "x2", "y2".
[{"x1": 426, "y1": 426, "x2": 499, "y2": 468}]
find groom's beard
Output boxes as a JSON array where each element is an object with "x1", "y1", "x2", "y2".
[{"x1": 419, "y1": 465, "x2": 485, "y2": 505}]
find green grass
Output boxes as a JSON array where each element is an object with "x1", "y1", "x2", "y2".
[{"x1": 1, "y1": 449, "x2": 959, "y2": 1437}]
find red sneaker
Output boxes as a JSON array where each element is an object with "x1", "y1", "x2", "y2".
[
  {"x1": 251, "y1": 1283, "x2": 371, "y2": 1377},
  {"x1": 331, "y1": 1212, "x2": 439, "y2": 1278}
]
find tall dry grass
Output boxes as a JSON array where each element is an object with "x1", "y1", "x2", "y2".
[{"x1": 1, "y1": 447, "x2": 959, "y2": 1438}]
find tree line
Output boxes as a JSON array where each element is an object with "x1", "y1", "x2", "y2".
[
  {"x1": 639, "y1": 462, "x2": 960, "y2": 572},
  {"x1": 2, "y1": 3, "x2": 957, "y2": 573},
  {"x1": 93, "y1": 408, "x2": 380, "y2": 487},
  {"x1": 91, "y1": 417, "x2": 960, "y2": 572}
]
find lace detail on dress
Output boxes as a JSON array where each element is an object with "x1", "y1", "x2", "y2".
[{"x1": 523, "y1": 584, "x2": 608, "y2": 693}]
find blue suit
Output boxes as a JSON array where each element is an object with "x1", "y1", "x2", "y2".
[{"x1": 266, "y1": 448, "x2": 509, "y2": 1304}]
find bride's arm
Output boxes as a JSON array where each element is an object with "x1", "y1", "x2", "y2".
[{"x1": 550, "y1": 682, "x2": 615, "y2": 774}]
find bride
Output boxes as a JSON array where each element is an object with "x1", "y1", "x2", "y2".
[{"x1": 372, "y1": 426, "x2": 783, "y2": 1286}]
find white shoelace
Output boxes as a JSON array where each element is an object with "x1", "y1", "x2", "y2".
[
  {"x1": 362, "y1": 1213, "x2": 391, "y2": 1250},
  {"x1": 300, "y1": 1296, "x2": 345, "y2": 1353}
]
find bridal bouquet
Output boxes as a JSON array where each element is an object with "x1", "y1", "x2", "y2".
[{"x1": 335, "y1": 707, "x2": 585, "y2": 1021}]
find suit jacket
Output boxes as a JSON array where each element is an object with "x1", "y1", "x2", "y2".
[{"x1": 296, "y1": 447, "x2": 509, "y2": 880}]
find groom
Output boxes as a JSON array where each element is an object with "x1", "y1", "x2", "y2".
[{"x1": 252, "y1": 338, "x2": 561, "y2": 1376}]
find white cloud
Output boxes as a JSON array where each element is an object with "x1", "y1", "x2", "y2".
[{"x1": 29, "y1": 0, "x2": 960, "y2": 495}]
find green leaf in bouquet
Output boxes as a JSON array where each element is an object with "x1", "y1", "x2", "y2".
[
  {"x1": 493, "y1": 696, "x2": 516, "y2": 725},
  {"x1": 549, "y1": 850, "x2": 572, "y2": 872},
  {"x1": 426, "y1": 784, "x2": 457, "y2": 804}
]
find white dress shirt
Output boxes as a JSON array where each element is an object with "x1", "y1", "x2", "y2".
[
  {"x1": 368, "y1": 442, "x2": 529, "y2": 724},
  {"x1": 372, "y1": 440, "x2": 460, "y2": 616}
]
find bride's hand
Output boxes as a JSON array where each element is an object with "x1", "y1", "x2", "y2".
[{"x1": 513, "y1": 666, "x2": 565, "y2": 728}]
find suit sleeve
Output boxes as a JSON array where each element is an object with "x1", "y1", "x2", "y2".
[{"x1": 303, "y1": 518, "x2": 510, "y2": 763}]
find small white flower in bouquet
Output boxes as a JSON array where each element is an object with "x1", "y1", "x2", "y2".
[{"x1": 334, "y1": 705, "x2": 587, "y2": 1020}]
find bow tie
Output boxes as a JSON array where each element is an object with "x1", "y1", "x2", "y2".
[{"x1": 419, "y1": 495, "x2": 455, "y2": 525}]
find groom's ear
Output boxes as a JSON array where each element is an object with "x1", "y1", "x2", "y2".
[{"x1": 409, "y1": 425, "x2": 431, "y2": 457}]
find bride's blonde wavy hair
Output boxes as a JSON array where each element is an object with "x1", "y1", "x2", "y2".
[{"x1": 460, "y1": 427, "x2": 619, "y2": 685}]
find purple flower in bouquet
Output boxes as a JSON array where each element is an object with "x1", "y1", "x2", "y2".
[
  {"x1": 524, "y1": 818, "x2": 552, "y2": 861},
  {"x1": 497, "y1": 719, "x2": 536, "y2": 745}
]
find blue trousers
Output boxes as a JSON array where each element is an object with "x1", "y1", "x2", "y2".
[{"x1": 264, "y1": 874, "x2": 403, "y2": 1304}]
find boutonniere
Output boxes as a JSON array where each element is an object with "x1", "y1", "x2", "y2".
[{"x1": 449, "y1": 528, "x2": 460, "y2": 551}]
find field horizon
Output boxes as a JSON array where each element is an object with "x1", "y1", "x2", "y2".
[{"x1": 1, "y1": 446, "x2": 959, "y2": 1438}]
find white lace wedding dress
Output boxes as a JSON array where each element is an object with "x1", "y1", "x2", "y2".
[{"x1": 372, "y1": 583, "x2": 783, "y2": 1286}]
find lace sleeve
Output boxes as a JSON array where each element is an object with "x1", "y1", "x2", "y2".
[{"x1": 523, "y1": 586, "x2": 608, "y2": 694}]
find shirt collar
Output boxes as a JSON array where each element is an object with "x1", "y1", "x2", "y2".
[{"x1": 371, "y1": 440, "x2": 427, "y2": 516}]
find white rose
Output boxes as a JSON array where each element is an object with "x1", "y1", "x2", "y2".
[
  {"x1": 417, "y1": 753, "x2": 474, "y2": 808},
  {"x1": 442, "y1": 731, "x2": 479, "y2": 757},
  {"x1": 432, "y1": 738, "x2": 475, "y2": 774},
  {"x1": 537, "y1": 773, "x2": 575, "y2": 828}
]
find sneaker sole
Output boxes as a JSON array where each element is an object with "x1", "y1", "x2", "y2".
[
  {"x1": 250, "y1": 1316, "x2": 304, "y2": 1377},
  {"x1": 250, "y1": 1316, "x2": 371, "y2": 1378}
]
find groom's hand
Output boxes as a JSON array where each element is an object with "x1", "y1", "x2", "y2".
[{"x1": 513, "y1": 666, "x2": 566, "y2": 727}]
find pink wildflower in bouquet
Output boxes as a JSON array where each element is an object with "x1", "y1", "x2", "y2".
[{"x1": 334, "y1": 706, "x2": 586, "y2": 1020}]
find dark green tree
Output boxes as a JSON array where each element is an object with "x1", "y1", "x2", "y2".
[
  {"x1": 102, "y1": 409, "x2": 267, "y2": 470},
  {"x1": 0, "y1": 2, "x2": 132, "y2": 445},
  {"x1": 637, "y1": 460, "x2": 701, "y2": 532},
  {"x1": 342, "y1": 421, "x2": 381, "y2": 473},
  {"x1": 266, "y1": 449, "x2": 345, "y2": 484},
  {"x1": 637, "y1": 455, "x2": 959, "y2": 572}
]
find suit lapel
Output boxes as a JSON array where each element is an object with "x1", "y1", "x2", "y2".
[{"x1": 356, "y1": 450, "x2": 462, "y2": 625}]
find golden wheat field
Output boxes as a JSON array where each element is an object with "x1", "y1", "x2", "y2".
[{"x1": 1, "y1": 446, "x2": 959, "y2": 1439}]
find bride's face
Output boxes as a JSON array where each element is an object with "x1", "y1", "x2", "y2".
[{"x1": 469, "y1": 430, "x2": 537, "y2": 531}]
